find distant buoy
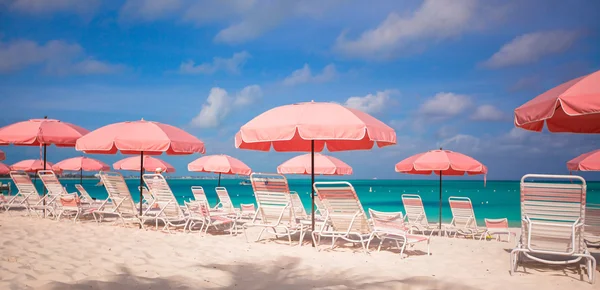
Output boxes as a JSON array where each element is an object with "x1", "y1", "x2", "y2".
[
  {"x1": 493, "y1": 190, "x2": 496, "y2": 192},
  {"x1": 369, "y1": 187, "x2": 373, "y2": 192},
  {"x1": 486, "y1": 201, "x2": 488, "y2": 204}
]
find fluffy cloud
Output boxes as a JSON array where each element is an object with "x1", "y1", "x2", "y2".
[
  {"x1": 0, "y1": 39, "x2": 123, "y2": 75},
  {"x1": 334, "y1": 0, "x2": 478, "y2": 60},
  {"x1": 470, "y1": 105, "x2": 506, "y2": 121},
  {"x1": 344, "y1": 89, "x2": 396, "y2": 114},
  {"x1": 282, "y1": 64, "x2": 337, "y2": 86},
  {"x1": 418, "y1": 92, "x2": 472, "y2": 120},
  {"x1": 7, "y1": 0, "x2": 100, "y2": 15},
  {"x1": 191, "y1": 85, "x2": 262, "y2": 128},
  {"x1": 482, "y1": 30, "x2": 580, "y2": 68},
  {"x1": 178, "y1": 51, "x2": 250, "y2": 75}
]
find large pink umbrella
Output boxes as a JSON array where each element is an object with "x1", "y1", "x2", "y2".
[
  {"x1": 395, "y1": 149, "x2": 487, "y2": 231},
  {"x1": 514, "y1": 70, "x2": 600, "y2": 133},
  {"x1": 0, "y1": 149, "x2": 5, "y2": 161},
  {"x1": 0, "y1": 162, "x2": 9, "y2": 175},
  {"x1": 53, "y1": 156, "x2": 110, "y2": 184},
  {"x1": 567, "y1": 149, "x2": 600, "y2": 171},
  {"x1": 235, "y1": 101, "x2": 396, "y2": 230},
  {"x1": 113, "y1": 156, "x2": 176, "y2": 173},
  {"x1": 277, "y1": 153, "x2": 352, "y2": 175},
  {"x1": 11, "y1": 159, "x2": 57, "y2": 173},
  {"x1": 188, "y1": 154, "x2": 251, "y2": 186},
  {"x1": 76, "y1": 119, "x2": 204, "y2": 215}
]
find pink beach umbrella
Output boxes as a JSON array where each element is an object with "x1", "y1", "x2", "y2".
[
  {"x1": 567, "y1": 149, "x2": 600, "y2": 171},
  {"x1": 11, "y1": 159, "x2": 57, "y2": 173},
  {"x1": 53, "y1": 157, "x2": 110, "y2": 184},
  {"x1": 395, "y1": 149, "x2": 487, "y2": 232},
  {"x1": 277, "y1": 153, "x2": 353, "y2": 176},
  {"x1": 0, "y1": 149, "x2": 5, "y2": 161},
  {"x1": 0, "y1": 162, "x2": 10, "y2": 175},
  {"x1": 514, "y1": 70, "x2": 600, "y2": 133},
  {"x1": 76, "y1": 119, "x2": 204, "y2": 216},
  {"x1": 113, "y1": 156, "x2": 176, "y2": 173},
  {"x1": 188, "y1": 155, "x2": 251, "y2": 186},
  {"x1": 235, "y1": 101, "x2": 396, "y2": 230}
]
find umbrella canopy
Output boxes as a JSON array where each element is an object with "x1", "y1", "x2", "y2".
[
  {"x1": 277, "y1": 153, "x2": 352, "y2": 175},
  {"x1": 514, "y1": 70, "x2": 600, "y2": 133},
  {"x1": 0, "y1": 149, "x2": 5, "y2": 161},
  {"x1": 76, "y1": 119, "x2": 204, "y2": 216},
  {"x1": 11, "y1": 159, "x2": 57, "y2": 173},
  {"x1": 567, "y1": 149, "x2": 600, "y2": 171},
  {"x1": 53, "y1": 156, "x2": 110, "y2": 172},
  {"x1": 188, "y1": 154, "x2": 251, "y2": 187},
  {"x1": 235, "y1": 101, "x2": 396, "y2": 233},
  {"x1": 114, "y1": 156, "x2": 175, "y2": 173},
  {"x1": 395, "y1": 149, "x2": 487, "y2": 233},
  {"x1": 0, "y1": 118, "x2": 89, "y2": 147},
  {"x1": 0, "y1": 162, "x2": 9, "y2": 175}
]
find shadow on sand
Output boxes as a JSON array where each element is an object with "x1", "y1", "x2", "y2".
[{"x1": 37, "y1": 257, "x2": 480, "y2": 290}]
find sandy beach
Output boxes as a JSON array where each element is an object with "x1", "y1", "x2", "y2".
[{"x1": 0, "y1": 213, "x2": 596, "y2": 290}]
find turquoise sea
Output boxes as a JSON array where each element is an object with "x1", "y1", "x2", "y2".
[{"x1": 3, "y1": 178, "x2": 599, "y2": 227}]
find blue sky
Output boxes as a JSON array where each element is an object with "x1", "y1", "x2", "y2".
[{"x1": 1, "y1": 0, "x2": 599, "y2": 180}]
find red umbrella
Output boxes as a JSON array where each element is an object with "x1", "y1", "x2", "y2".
[
  {"x1": 0, "y1": 149, "x2": 5, "y2": 161},
  {"x1": 76, "y1": 119, "x2": 205, "y2": 216},
  {"x1": 53, "y1": 156, "x2": 110, "y2": 184},
  {"x1": 277, "y1": 153, "x2": 352, "y2": 176},
  {"x1": 114, "y1": 156, "x2": 176, "y2": 173},
  {"x1": 567, "y1": 149, "x2": 600, "y2": 171},
  {"x1": 0, "y1": 162, "x2": 9, "y2": 175},
  {"x1": 395, "y1": 149, "x2": 487, "y2": 232},
  {"x1": 188, "y1": 155, "x2": 251, "y2": 186},
  {"x1": 235, "y1": 101, "x2": 396, "y2": 230},
  {"x1": 11, "y1": 159, "x2": 58, "y2": 172},
  {"x1": 514, "y1": 70, "x2": 600, "y2": 133}
]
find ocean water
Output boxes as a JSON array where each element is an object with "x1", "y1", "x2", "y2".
[{"x1": 3, "y1": 178, "x2": 599, "y2": 227}]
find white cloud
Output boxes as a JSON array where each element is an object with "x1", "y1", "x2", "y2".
[
  {"x1": 438, "y1": 134, "x2": 481, "y2": 152},
  {"x1": 8, "y1": 0, "x2": 100, "y2": 15},
  {"x1": 482, "y1": 30, "x2": 581, "y2": 68},
  {"x1": 119, "y1": 0, "x2": 183, "y2": 21},
  {"x1": 470, "y1": 105, "x2": 506, "y2": 121},
  {"x1": 282, "y1": 64, "x2": 337, "y2": 86},
  {"x1": 0, "y1": 39, "x2": 123, "y2": 75},
  {"x1": 178, "y1": 51, "x2": 250, "y2": 75},
  {"x1": 191, "y1": 85, "x2": 262, "y2": 128},
  {"x1": 344, "y1": 89, "x2": 396, "y2": 114},
  {"x1": 419, "y1": 92, "x2": 472, "y2": 119},
  {"x1": 334, "y1": 0, "x2": 478, "y2": 60}
]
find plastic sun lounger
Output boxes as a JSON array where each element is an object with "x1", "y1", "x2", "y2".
[
  {"x1": 401, "y1": 194, "x2": 442, "y2": 237},
  {"x1": 190, "y1": 186, "x2": 228, "y2": 216},
  {"x1": 480, "y1": 218, "x2": 516, "y2": 242},
  {"x1": 184, "y1": 200, "x2": 235, "y2": 235},
  {"x1": 311, "y1": 181, "x2": 374, "y2": 253},
  {"x1": 510, "y1": 174, "x2": 596, "y2": 284},
  {"x1": 94, "y1": 171, "x2": 141, "y2": 226},
  {"x1": 290, "y1": 192, "x2": 308, "y2": 219},
  {"x1": 3, "y1": 171, "x2": 32, "y2": 214},
  {"x1": 142, "y1": 174, "x2": 188, "y2": 233},
  {"x1": 5, "y1": 171, "x2": 51, "y2": 217},
  {"x1": 74, "y1": 184, "x2": 103, "y2": 206},
  {"x1": 38, "y1": 170, "x2": 96, "y2": 222},
  {"x1": 446, "y1": 196, "x2": 485, "y2": 239},
  {"x1": 243, "y1": 173, "x2": 308, "y2": 246},
  {"x1": 367, "y1": 209, "x2": 430, "y2": 258},
  {"x1": 584, "y1": 203, "x2": 600, "y2": 247},
  {"x1": 239, "y1": 203, "x2": 256, "y2": 220}
]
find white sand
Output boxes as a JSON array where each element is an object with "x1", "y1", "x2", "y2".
[{"x1": 0, "y1": 213, "x2": 597, "y2": 290}]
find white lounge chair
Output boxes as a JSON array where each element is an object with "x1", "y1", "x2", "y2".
[
  {"x1": 239, "y1": 203, "x2": 256, "y2": 220},
  {"x1": 5, "y1": 171, "x2": 50, "y2": 217},
  {"x1": 446, "y1": 196, "x2": 485, "y2": 238},
  {"x1": 74, "y1": 184, "x2": 98, "y2": 204},
  {"x1": 184, "y1": 200, "x2": 235, "y2": 235},
  {"x1": 480, "y1": 218, "x2": 516, "y2": 242},
  {"x1": 401, "y1": 194, "x2": 442, "y2": 237},
  {"x1": 367, "y1": 209, "x2": 430, "y2": 258},
  {"x1": 142, "y1": 174, "x2": 188, "y2": 233},
  {"x1": 585, "y1": 203, "x2": 600, "y2": 248},
  {"x1": 38, "y1": 170, "x2": 95, "y2": 222},
  {"x1": 510, "y1": 174, "x2": 596, "y2": 284},
  {"x1": 290, "y1": 192, "x2": 308, "y2": 219},
  {"x1": 93, "y1": 171, "x2": 141, "y2": 226},
  {"x1": 243, "y1": 173, "x2": 308, "y2": 246}
]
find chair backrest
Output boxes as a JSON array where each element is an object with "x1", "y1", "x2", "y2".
[
  {"x1": 520, "y1": 174, "x2": 586, "y2": 255},
  {"x1": 314, "y1": 195, "x2": 325, "y2": 215},
  {"x1": 484, "y1": 218, "x2": 509, "y2": 230},
  {"x1": 99, "y1": 171, "x2": 137, "y2": 215},
  {"x1": 290, "y1": 192, "x2": 308, "y2": 218},
  {"x1": 585, "y1": 203, "x2": 600, "y2": 243},
  {"x1": 38, "y1": 170, "x2": 67, "y2": 204},
  {"x1": 184, "y1": 200, "x2": 211, "y2": 220},
  {"x1": 74, "y1": 184, "x2": 94, "y2": 201},
  {"x1": 402, "y1": 194, "x2": 430, "y2": 226},
  {"x1": 449, "y1": 196, "x2": 477, "y2": 229},
  {"x1": 240, "y1": 203, "x2": 256, "y2": 216},
  {"x1": 10, "y1": 171, "x2": 41, "y2": 203},
  {"x1": 143, "y1": 174, "x2": 184, "y2": 218},
  {"x1": 59, "y1": 194, "x2": 81, "y2": 209},
  {"x1": 139, "y1": 185, "x2": 154, "y2": 204},
  {"x1": 313, "y1": 181, "x2": 371, "y2": 234},
  {"x1": 215, "y1": 187, "x2": 236, "y2": 213},
  {"x1": 191, "y1": 186, "x2": 210, "y2": 205},
  {"x1": 369, "y1": 209, "x2": 406, "y2": 234},
  {"x1": 250, "y1": 173, "x2": 295, "y2": 225}
]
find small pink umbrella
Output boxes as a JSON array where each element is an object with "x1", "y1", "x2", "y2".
[
  {"x1": 113, "y1": 156, "x2": 176, "y2": 173},
  {"x1": 235, "y1": 101, "x2": 396, "y2": 230},
  {"x1": 0, "y1": 149, "x2": 5, "y2": 161},
  {"x1": 277, "y1": 153, "x2": 353, "y2": 175},
  {"x1": 395, "y1": 149, "x2": 487, "y2": 231},
  {"x1": 188, "y1": 155, "x2": 251, "y2": 186},
  {"x1": 53, "y1": 157, "x2": 111, "y2": 184},
  {"x1": 11, "y1": 159, "x2": 57, "y2": 173},
  {"x1": 514, "y1": 70, "x2": 600, "y2": 133},
  {"x1": 567, "y1": 149, "x2": 600, "y2": 171},
  {"x1": 0, "y1": 162, "x2": 10, "y2": 175},
  {"x1": 76, "y1": 119, "x2": 204, "y2": 216}
]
